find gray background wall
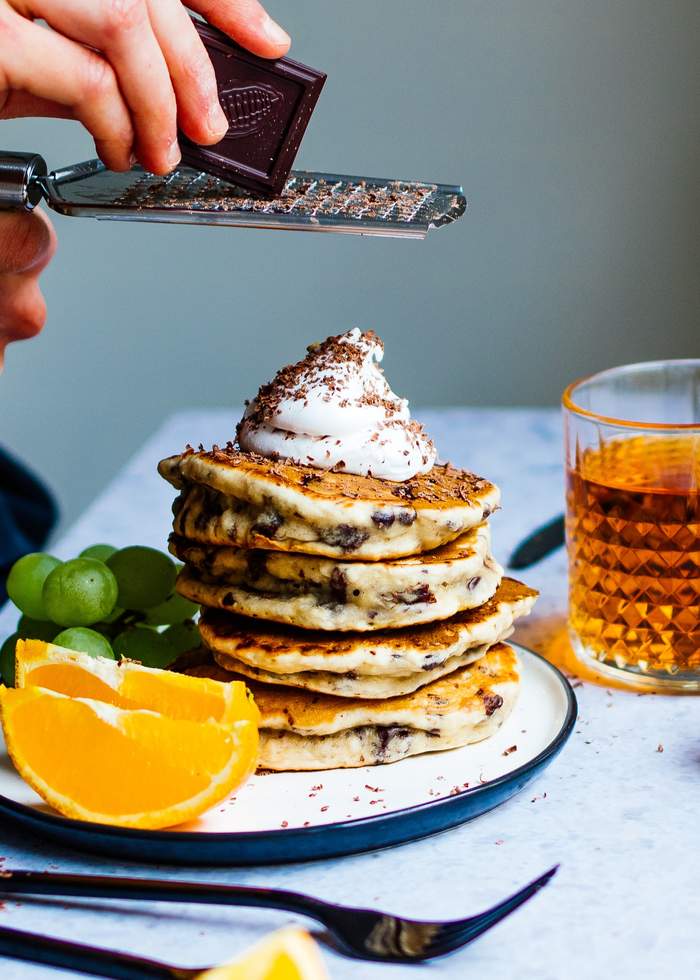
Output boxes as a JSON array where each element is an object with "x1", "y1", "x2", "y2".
[{"x1": 0, "y1": 0, "x2": 698, "y2": 531}]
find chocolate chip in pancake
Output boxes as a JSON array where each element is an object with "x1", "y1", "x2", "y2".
[
  {"x1": 196, "y1": 577, "x2": 537, "y2": 677},
  {"x1": 183, "y1": 643, "x2": 520, "y2": 770},
  {"x1": 159, "y1": 446, "x2": 500, "y2": 560},
  {"x1": 169, "y1": 524, "x2": 497, "y2": 631}
]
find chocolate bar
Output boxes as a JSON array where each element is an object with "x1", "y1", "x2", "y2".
[{"x1": 180, "y1": 19, "x2": 326, "y2": 196}]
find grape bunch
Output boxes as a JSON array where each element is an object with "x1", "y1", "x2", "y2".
[{"x1": 0, "y1": 545, "x2": 200, "y2": 686}]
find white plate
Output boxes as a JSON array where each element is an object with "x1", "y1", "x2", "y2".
[{"x1": 0, "y1": 645, "x2": 576, "y2": 864}]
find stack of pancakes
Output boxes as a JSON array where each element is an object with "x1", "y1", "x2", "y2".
[{"x1": 159, "y1": 445, "x2": 537, "y2": 770}]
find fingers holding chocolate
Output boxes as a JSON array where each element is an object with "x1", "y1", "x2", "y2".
[
  {"x1": 192, "y1": 0, "x2": 291, "y2": 59},
  {"x1": 0, "y1": 7, "x2": 135, "y2": 171},
  {"x1": 20, "y1": 0, "x2": 180, "y2": 174},
  {"x1": 146, "y1": 0, "x2": 228, "y2": 146},
  {"x1": 1, "y1": 0, "x2": 290, "y2": 175}
]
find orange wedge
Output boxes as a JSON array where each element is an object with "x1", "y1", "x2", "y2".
[
  {"x1": 0, "y1": 685, "x2": 258, "y2": 829},
  {"x1": 197, "y1": 927, "x2": 328, "y2": 980},
  {"x1": 14, "y1": 639, "x2": 259, "y2": 727}
]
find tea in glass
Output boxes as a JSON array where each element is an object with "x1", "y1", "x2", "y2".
[{"x1": 563, "y1": 361, "x2": 700, "y2": 691}]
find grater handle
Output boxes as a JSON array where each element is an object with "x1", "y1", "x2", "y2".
[{"x1": 0, "y1": 151, "x2": 48, "y2": 210}]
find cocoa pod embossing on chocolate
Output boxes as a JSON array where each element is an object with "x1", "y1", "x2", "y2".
[{"x1": 218, "y1": 82, "x2": 284, "y2": 139}]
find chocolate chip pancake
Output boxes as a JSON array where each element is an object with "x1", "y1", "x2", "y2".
[
  {"x1": 172, "y1": 526, "x2": 503, "y2": 631},
  {"x1": 184, "y1": 643, "x2": 520, "y2": 770},
  {"x1": 200, "y1": 577, "x2": 535, "y2": 696},
  {"x1": 210, "y1": 644, "x2": 495, "y2": 698},
  {"x1": 198, "y1": 576, "x2": 536, "y2": 680},
  {"x1": 158, "y1": 446, "x2": 500, "y2": 561},
  {"x1": 176, "y1": 557, "x2": 503, "y2": 632}
]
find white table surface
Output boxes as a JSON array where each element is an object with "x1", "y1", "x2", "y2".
[{"x1": 0, "y1": 408, "x2": 697, "y2": 980}]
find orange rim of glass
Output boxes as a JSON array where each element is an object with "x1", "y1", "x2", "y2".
[{"x1": 562, "y1": 359, "x2": 700, "y2": 431}]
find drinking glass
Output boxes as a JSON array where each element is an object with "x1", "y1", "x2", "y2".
[{"x1": 563, "y1": 360, "x2": 700, "y2": 691}]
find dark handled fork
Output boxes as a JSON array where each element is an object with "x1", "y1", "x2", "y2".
[{"x1": 0, "y1": 865, "x2": 557, "y2": 966}]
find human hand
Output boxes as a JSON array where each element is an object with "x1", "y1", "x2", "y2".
[
  {"x1": 0, "y1": 208, "x2": 56, "y2": 366},
  {"x1": 0, "y1": 2, "x2": 289, "y2": 362},
  {"x1": 0, "y1": 0, "x2": 291, "y2": 175}
]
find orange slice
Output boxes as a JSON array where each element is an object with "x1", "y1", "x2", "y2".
[
  {"x1": 197, "y1": 927, "x2": 328, "y2": 980},
  {"x1": 14, "y1": 639, "x2": 259, "y2": 727},
  {"x1": 0, "y1": 685, "x2": 258, "y2": 829}
]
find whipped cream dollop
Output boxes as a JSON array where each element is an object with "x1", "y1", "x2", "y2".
[{"x1": 237, "y1": 329, "x2": 436, "y2": 481}]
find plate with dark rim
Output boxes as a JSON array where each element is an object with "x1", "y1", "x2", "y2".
[{"x1": 0, "y1": 645, "x2": 576, "y2": 865}]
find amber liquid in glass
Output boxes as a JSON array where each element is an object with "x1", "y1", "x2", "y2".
[{"x1": 567, "y1": 435, "x2": 700, "y2": 676}]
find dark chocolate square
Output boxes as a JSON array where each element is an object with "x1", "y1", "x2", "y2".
[{"x1": 180, "y1": 20, "x2": 326, "y2": 196}]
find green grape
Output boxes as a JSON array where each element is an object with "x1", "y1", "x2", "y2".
[
  {"x1": 17, "y1": 616, "x2": 58, "y2": 642},
  {"x1": 107, "y1": 546, "x2": 177, "y2": 611},
  {"x1": 79, "y1": 543, "x2": 117, "y2": 563},
  {"x1": 163, "y1": 620, "x2": 200, "y2": 657},
  {"x1": 113, "y1": 627, "x2": 175, "y2": 669},
  {"x1": 53, "y1": 627, "x2": 115, "y2": 660},
  {"x1": 42, "y1": 558, "x2": 119, "y2": 627},
  {"x1": 145, "y1": 591, "x2": 198, "y2": 626},
  {"x1": 6, "y1": 553, "x2": 61, "y2": 619},
  {"x1": 0, "y1": 633, "x2": 19, "y2": 686}
]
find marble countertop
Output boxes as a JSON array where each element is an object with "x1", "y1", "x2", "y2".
[{"x1": 0, "y1": 409, "x2": 697, "y2": 980}]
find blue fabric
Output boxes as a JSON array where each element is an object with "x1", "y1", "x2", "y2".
[{"x1": 0, "y1": 448, "x2": 57, "y2": 603}]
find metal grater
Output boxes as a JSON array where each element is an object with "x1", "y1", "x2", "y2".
[{"x1": 0, "y1": 152, "x2": 466, "y2": 239}]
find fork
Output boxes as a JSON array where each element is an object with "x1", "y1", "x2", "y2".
[
  {"x1": 0, "y1": 865, "x2": 559, "y2": 964},
  {"x1": 0, "y1": 865, "x2": 557, "y2": 967}
]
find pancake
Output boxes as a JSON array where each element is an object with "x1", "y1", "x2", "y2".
[
  {"x1": 174, "y1": 530, "x2": 503, "y2": 632},
  {"x1": 184, "y1": 643, "x2": 519, "y2": 770},
  {"x1": 178, "y1": 559, "x2": 501, "y2": 632},
  {"x1": 158, "y1": 446, "x2": 500, "y2": 560},
  {"x1": 199, "y1": 577, "x2": 537, "y2": 676},
  {"x1": 211, "y1": 643, "x2": 496, "y2": 698},
  {"x1": 171, "y1": 522, "x2": 491, "y2": 625}
]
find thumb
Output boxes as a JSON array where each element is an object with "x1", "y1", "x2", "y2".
[
  {"x1": 0, "y1": 273, "x2": 47, "y2": 353},
  {"x1": 0, "y1": 208, "x2": 57, "y2": 276}
]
